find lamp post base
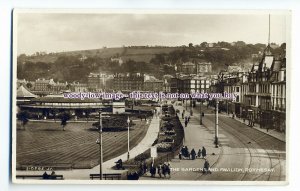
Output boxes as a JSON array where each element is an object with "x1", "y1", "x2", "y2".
[{"x1": 214, "y1": 137, "x2": 219, "y2": 148}]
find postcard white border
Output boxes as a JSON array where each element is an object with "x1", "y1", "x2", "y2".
[{"x1": 12, "y1": 8, "x2": 291, "y2": 185}]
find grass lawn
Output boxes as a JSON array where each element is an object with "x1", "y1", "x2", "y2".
[{"x1": 16, "y1": 120, "x2": 149, "y2": 170}]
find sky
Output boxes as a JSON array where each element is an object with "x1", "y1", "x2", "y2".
[{"x1": 16, "y1": 12, "x2": 288, "y2": 55}]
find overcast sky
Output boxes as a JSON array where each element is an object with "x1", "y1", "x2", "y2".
[{"x1": 16, "y1": 13, "x2": 288, "y2": 55}]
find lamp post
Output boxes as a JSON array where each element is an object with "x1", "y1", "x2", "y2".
[
  {"x1": 127, "y1": 116, "x2": 130, "y2": 160},
  {"x1": 199, "y1": 100, "x2": 203, "y2": 125},
  {"x1": 96, "y1": 110, "x2": 103, "y2": 180},
  {"x1": 185, "y1": 98, "x2": 187, "y2": 110},
  {"x1": 214, "y1": 100, "x2": 219, "y2": 148}
]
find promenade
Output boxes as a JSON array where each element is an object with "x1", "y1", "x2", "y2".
[{"x1": 16, "y1": 107, "x2": 160, "y2": 180}]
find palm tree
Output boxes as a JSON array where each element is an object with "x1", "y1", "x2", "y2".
[{"x1": 17, "y1": 111, "x2": 29, "y2": 130}]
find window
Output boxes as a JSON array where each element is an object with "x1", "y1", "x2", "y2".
[{"x1": 236, "y1": 87, "x2": 239, "y2": 92}]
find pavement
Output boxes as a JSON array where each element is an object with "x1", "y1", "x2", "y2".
[
  {"x1": 140, "y1": 102, "x2": 221, "y2": 180},
  {"x1": 230, "y1": 114, "x2": 285, "y2": 142},
  {"x1": 140, "y1": 101, "x2": 286, "y2": 181},
  {"x1": 16, "y1": 107, "x2": 160, "y2": 180}
]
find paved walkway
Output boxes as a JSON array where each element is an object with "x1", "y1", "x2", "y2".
[
  {"x1": 140, "y1": 102, "x2": 221, "y2": 180},
  {"x1": 233, "y1": 115, "x2": 285, "y2": 142},
  {"x1": 215, "y1": 111, "x2": 285, "y2": 142},
  {"x1": 16, "y1": 107, "x2": 160, "y2": 180}
]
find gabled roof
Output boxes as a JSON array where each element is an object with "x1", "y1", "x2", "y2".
[{"x1": 17, "y1": 85, "x2": 37, "y2": 98}]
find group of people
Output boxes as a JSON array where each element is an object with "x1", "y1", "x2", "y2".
[
  {"x1": 179, "y1": 146, "x2": 211, "y2": 174},
  {"x1": 115, "y1": 159, "x2": 124, "y2": 170},
  {"x1": 179, "y1": 146, "x2": 207, "y2": 160},
  {"x1": 149, "y1": 162, "x2": 171, "y2": 179},
  {"x1": 42, "y1": 171, "x2": 56, "y2": 179},
  {"x1": 127, "y1": 171, "x2": 140, "y2": 180}
]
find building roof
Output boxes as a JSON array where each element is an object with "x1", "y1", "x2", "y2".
[
  {"x1": 17, "y1": 85, "x2": 38, "y2": 98},
  {"x1": 31, "y1": 96, "x2": 102, "y2": 103},
  {"x1": 262, "y1": 55, "x2": 274, "y2": 69}
]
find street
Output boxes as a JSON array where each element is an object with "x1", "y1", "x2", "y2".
[{"x1": 144, "y1": 101, "x2": 286, "y2": 181}]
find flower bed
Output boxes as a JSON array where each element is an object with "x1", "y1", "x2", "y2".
[{"x1": 157, "y1": 143, "x2": 172, "y2": 152}]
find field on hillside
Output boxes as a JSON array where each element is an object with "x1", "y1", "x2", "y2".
[
  {"x1": 20, "y1": 47, "x2": 183, "y2": 63},
  {"x1": 16, "y1": 120, "x2": 149, "y2": 170}
]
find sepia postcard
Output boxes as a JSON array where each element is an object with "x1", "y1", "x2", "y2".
[{"x1": 12, "y1": 9, "x2": 290, "y2": 185}]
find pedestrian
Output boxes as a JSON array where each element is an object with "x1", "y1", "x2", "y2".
[
  {"x1": 50, "y1": 170, "x2": 56, "y2": 179},
  {"x1": 182, "y1": 112, "x2": 184, "y2": 119},
  {"x1": 42, "y1": 171, "x2": 49, "y2": 179},
  {"x1": 150, "y1": 164, "x2": 156, "y2": 178},
  {"x1": 203, "y1": 159, "x2": 211, "y2": 174},
  {"x1": 202, "y1": 146, "x2": 207, "y2": 159},
  {"x1": 185, "y1": 146, "x2": 189, "y2": 159},
  {"x1": 133, "y1": 171, "x2": 139, "y2": 180},
  {"x1": 188, "y1": 115, "x2": 190, "y2": 122},
  {"x1": 191, "y1": 149, "x2": 196, "y2": 160},
  {"x1": 143, "y1": 162, "x2": 147, "y2": 174},
  {"x1": 166, "y1": 162, "x2": 171, "y2": 178},
  {"x1": 162, "y1": 163, "x2": 167, "y2": 178},
  {"x1": 197, "y1": 149, "x2": 202, "y2": 158},
  {"x1": 128, "y1": 172, "x2": 133, "y2": 180},
  {"x1": 157, "y1": 164, "x2": 162, "y2": 178},
  {"x1": 185, "y1": 120, "x2": 188, "y2": 127},
  {"x1": 179, "y1": 151, "x2": 182, "y2": 160},
  {"x1": 139, "y1": 163, "x2": 144, "y2": 175}
]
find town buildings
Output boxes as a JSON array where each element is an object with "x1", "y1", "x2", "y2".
[
  {"x1": 87, "y1": 73, "x2": 113, "y2": 91},
  {"x1": 113, "y1": 73, "x2": 144, "y2": 92},
  {"x1": 214, "y1": 45, "x2": 286, "y2": 132}
]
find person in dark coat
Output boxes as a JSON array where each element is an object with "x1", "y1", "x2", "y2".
[
  {"x1": 197, "y1": 149, "x2": 202, "y2": 158},
  {"x1": 184, "y1": 120, "x2": 188, "y2": 127},
  {"x1": 157, "y1": 164, "x2": 162, "y2": 178},
  {"x1": 143, "y1": 162, "x2": 147, "y2": 174},
  {"x1": 133, "y1": 171, "x2": 139, "y2": 180},
  {"x1": 42, "y1": 171, "x2": 49, "y2": 179},
  {"x1": 162, "y1": 163, "x2": 167, "y2": 178},
  {"x1": 191, "y1": 149, "x2": 196, "y2": 160},
  {"x1": 202, "y1": 146, "x2": 207, "y2": 158},
  {"x1": 203, "y1": 159, "x2": 211, "y2": 174},
  {"x1": 166, "y1": 162, "x2": 171, "y2": 178},
  {"x1": 150, "y1": 165, "x2": 156, "y2": 177}
]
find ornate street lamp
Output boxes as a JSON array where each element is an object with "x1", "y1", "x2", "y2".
[
  {"x1": 214, "y1": 100, "x2": 219, "y2": 148},
  {"x1": 199, "y1": 100, "x2": 203, "y2": 125},
  {"x1": 127, "y1": 116, "x2": 130, "y2": 160},
  {"x1": 96, "y1": 109, "x2": 103, "y2": 180}
]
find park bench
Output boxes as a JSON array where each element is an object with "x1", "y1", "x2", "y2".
[
  {"x1": 16, "y1": 175, "x2": 64, "y2": 180},
  {"x1": 89, "y1": 173, "x2": 122, "y2": 180},
  {"x1": 122, "y1": 164, "x2": 138, "y2": 169}
]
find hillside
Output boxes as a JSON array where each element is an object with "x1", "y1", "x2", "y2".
[
  {"x1": 17, "y1": 43, "x2": 286, "y2": 83},
  {"x1": 19, "y1": 46, "x2": 182, "y2": 64}
]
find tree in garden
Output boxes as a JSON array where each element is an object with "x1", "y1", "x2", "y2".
[
  {"x1": 17, "y1": 111, "x2": 29, "y2": 130},
  {"x1": 26, "y1": 82, "x2": 32, "y2": 89},
  {"x1": 60, "y1": 112, "x2": 71, "y2": 131}
]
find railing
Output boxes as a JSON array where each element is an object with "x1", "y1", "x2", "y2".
[
  {"x1": 16, "y1": 175, "x2": 64, "y2": 180},
  {"x1": 90, "y1": 173, "x2": 122, "y2": 180}
]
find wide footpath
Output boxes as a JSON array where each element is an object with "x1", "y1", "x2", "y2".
[
  {"x1": 16, "y1": 107, "x2": 160, "y2": 180},
  {"x1": 140, "y1": 101, "x2": 221, "y2": 180}
]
